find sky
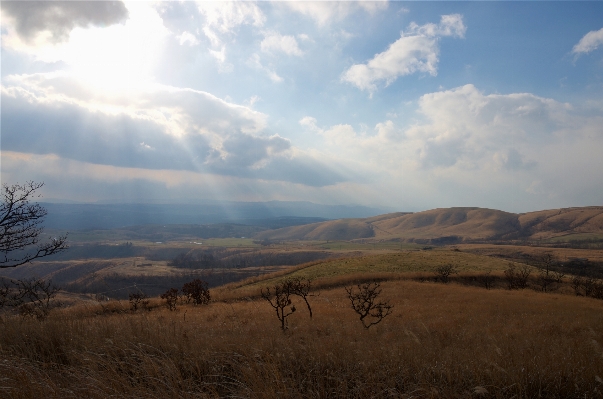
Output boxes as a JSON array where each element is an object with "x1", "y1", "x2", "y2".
[{"x1": 1, "y1": 1, "x2": 603, "y2": 213}]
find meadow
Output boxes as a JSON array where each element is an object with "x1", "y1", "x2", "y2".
[{"x1": 2, "y1": 257, "x2": 603, "y2": 398}]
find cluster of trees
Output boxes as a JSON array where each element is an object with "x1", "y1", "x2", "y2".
[{"x1": 160, "y1": 279, "x2": 211, "y2": 311}]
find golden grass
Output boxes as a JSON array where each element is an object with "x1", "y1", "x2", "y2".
[
  {"x1": 214, "y1": 250, "x2": 519, "y2": 298},
  {"x1": 2, "y1": 279, "x2": 602, "y2": 398}
]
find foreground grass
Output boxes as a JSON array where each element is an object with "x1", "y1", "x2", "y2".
[{"x1": 1, "y1": 279, "x2": 603, "y2": 398}]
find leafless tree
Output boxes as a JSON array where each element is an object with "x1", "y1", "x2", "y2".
[
  {"x1": 530, "y1": 253, "x2": 564, "y2": 293},
  {"x1": 261, "y1": 283, "x2": 296, "y2": 330},
  {"x1": 477, "y1": 271, "x2": 495, "y2": 290},
  {"x1": 0, "y1": 277, "x2": 61, "y2": 319},
  {"x1": 1, "y1": 182, "x2": 68, "y2": 268},
  {"x1": 434, "y1": 264, "x2": 458, "y2": 283},
  {"x1": 504, "y1": 263, "x2": 531, "y2": 290},
  {"x1": 345, "y1": 282, "x2": 393, "y2": 329},
  {"x1": 284, "y1": 277, "x2": 314, "y2": 318}
]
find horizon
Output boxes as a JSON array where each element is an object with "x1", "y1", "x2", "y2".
[{"x1": 2, "y1": 1, "x2": 603, "y2": 214}]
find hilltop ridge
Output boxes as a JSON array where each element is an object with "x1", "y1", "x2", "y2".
[{"x1": 254, "y1": 206, "x2": 603, "y2": 242}]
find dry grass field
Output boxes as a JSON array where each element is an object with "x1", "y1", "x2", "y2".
[{"x1": 2, "y1": 274, "x2": 603, "y2": 398}]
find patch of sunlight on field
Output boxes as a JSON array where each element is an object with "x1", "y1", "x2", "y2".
[
  {"x1": 300, "y1": 240, "x2": 423, "y2": 251},
  {"x1": 542, "y1": 233, "x2": 603, "y2": 243},
  {"x1": 245, "y1": 249, "x2": 515, "y2": 288},
  {"x1": 201, "y1": 238, "x2": 258, "y2": 247}
]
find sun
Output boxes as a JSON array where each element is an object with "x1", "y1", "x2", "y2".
[{"x1": 64, "y1": 2, "x2": 168, "y2": 91}]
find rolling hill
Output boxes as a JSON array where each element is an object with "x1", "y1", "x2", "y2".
[{"x1": 254, "y1": 206, "x2": 603, "y2": 242}]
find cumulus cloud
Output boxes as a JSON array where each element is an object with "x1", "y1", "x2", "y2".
[
  {"x1": 261, "y1": 31, "x2": 304, "y2": 56},
  {"x1": 1, "y1": 1, "x2": 128, "y2": 43},
  {"x1": 282, "y1": 1, "x2": 387, "y2": 26},
  {"x1": 407, "y1": 84, "x2": 572, "y2": 169},
  {"x1": 341, "y1": 14, "x2": 466, "y2": 93},
  {"x1": 1, "y1": 73, "x2": 344, "y2": 186},
  {"x1": 572, "y1": 27, "x2": 603, "y2": 57}
]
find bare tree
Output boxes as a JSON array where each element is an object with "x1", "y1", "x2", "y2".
[
  {"x1": 434, "y1": 264, "x2": 458, "y2": 283},
  {"x1": 345, "y1": 282, "x2": 393, "y2": 329},
  {"x1": 0, "y1": 277, "x2": 61, "y2": 319},
  {"x1": 261, "y1": 283, "x2": 296, "y2": 330},
  {"x1": 477, "y1": 271, "x2": 495, "y2": 290},
  {"x1": 284, "y1": 277, "x2": 314, "y2": 318},
  {"x1": 1, "y1": 182, "x2": 68, "y2": 268},
  {"x1": 531, "y1": 253, "x2": 564, "y2": 293},
  {"x1": 504, "y1": 263, "x2": 531, "y2": 290}
]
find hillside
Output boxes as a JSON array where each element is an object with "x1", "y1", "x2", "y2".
[{"x1": 255, "y1": 206, "x2": 603, "y2": 242}]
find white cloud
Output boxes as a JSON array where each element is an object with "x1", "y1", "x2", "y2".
[
  {"x1": 281, "y1": 1, "x2": 387, "y2": 25},
  {"x1": 195, "y1": 1, "x2": 265, "y2": 67},
  {"x1": 197, "y1": 1, "x2": 265, "y2": 46},
  {"x1": 261, "y1": 31, "x2": 304, "y2": 56},
  {"x1": 572, "y1": 27, "x2": 603, "y2": 56},
  {"x1": 2, "y1": 71, "x2": 347, "y2": 187},
  {"x1": 177, "y1": 31, "x2": 199, "y2": 46},
  {"x1": 341, "y1": 14, "x2": 466, "y2": 93},
  {"x1": 297, "y1": 84, "x2": 603, "y2": 210}
]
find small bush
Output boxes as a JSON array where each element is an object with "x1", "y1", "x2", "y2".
[
  {"x1": 129, "y1": 292, "x2": 150, "y2": 311},
  {"x1": 182, "y1": 279, "x2": 211, "y2": 305},
  {"x1": 161, "y1": 288, "x2": 180, "y2": 311}
]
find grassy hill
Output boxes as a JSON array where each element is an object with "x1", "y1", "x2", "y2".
[{"x1": 255, "y1": 206, "x2": 603, "y2": 243}]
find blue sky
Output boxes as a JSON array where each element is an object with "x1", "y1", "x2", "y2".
[{"x1": 1, "y1": 1, "x2": 603, "y2": 213}]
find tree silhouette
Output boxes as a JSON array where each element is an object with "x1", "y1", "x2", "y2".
[{"x1": 1, "y1": 182, "x2": 68, "y2": 268}]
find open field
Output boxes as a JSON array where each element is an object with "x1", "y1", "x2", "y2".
[{"x1": 1, "y1": 278, "x2": 603, "y2": 398}]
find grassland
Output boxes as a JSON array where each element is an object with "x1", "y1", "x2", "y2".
[
  {"x1": 3, "y1": 231, "x2": 603, "y2": 398},
  {"x1": 1, "y1": 277, "x2": 602, "y2": 398}
]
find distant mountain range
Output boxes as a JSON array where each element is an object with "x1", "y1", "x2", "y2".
[
  {"x1": 41, "y1": 201, "x2": 388, "y2": 230},
  {"x1": 255, "y1": 206, "x2": 603, "y2": 243}
]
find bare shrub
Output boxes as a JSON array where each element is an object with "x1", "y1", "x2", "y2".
[
  {"x1": 161, "y1": 288, "x2": 180, "y2": 311},
  {"x1": 261, "y1": 283, "x2": 296, "y2": 330},
  {"x1": 0, "y1": 277, "x2": 62, "y2": 320},
  {"x1": 345, "y1": 282, "x2": 393, "y2": 329},
  {"x1": 434, "y1": 264, "x2": 458, "y2": 283},
  {"x1": 531, "y1": 254, "x2": 564, "y2": 292},
  {"x1": 477, "y1": 271, "x2": 495, "y2": 290},
  {"x1": 504, "y1": 263, "x2": 531, "y2": 290},
  {"x1": 181, "y1": 279, "x2": 211, "y2": 305},
  {"x1": 129, "y1": 292, "x2": 150, "y2": 311}
]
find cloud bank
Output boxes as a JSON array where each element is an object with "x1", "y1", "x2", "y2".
[{"x1": 1, "y1": 73, "x2": 344, "y2": 187}]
